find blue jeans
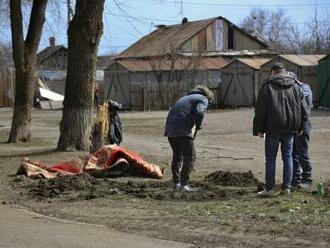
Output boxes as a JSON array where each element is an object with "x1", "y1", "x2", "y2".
[
  {"x1": 292, "y1": 130, "x2": 312, "y2": 185},
  {"x1": 265, "y1": 133, "x2": 295, "y2": 191}
]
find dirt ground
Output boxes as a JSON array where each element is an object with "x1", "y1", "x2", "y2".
[{"x1": 0, "y1": 107, "x2": 330, "y2": 247}]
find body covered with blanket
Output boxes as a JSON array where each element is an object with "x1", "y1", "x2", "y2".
[{"x1": 17, "y1": 145, "x2": 163, "y2": 179}]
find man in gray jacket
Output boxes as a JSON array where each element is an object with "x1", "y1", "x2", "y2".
[
  {"x1": 288, "y1": 72, "x2": 313, "y2": 191},
  {"x1": 165, "y1": 85, "x2": 214, "y2": 192}
]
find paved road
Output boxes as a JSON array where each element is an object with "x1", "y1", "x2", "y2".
[{"x1": 0, "y1": 206, "x2": 191, "y2": 248}]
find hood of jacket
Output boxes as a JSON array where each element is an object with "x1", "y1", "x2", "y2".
[
  {"x1": 186, "y1": 88, "x2": 206, "y2": 97},
  {"x1": 267, "y1": 73, "x2": 296, "y2": 87}
]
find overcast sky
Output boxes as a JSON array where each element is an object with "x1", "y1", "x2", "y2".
[{"x1": 1, "y1": 0, "x2": 329, "y2": 55}]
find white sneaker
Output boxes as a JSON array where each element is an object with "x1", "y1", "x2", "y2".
[
  {"x1": 298, "y1": 183, "x2": 312, "y2": 192},
  {"x1": 173, "y1": 183, "x2": 182, "y2": 192},
  {"x1": 181, "y1": 185, "x2": 199, "y2": 192},
  {"x1": 280, "y1": 188, "x2": 291, "y2": 196},
  {"x1": 257, "y1": 189, "x2": 278, "y2": 197}
]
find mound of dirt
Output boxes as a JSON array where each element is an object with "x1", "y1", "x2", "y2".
[
  {"x1": 23, "y1": 171, "x2": 258, "y2": 201},
  {"x1": 24, "y1": 174, "x2": 229, "y2": 201},
  {"x1": 31, "y1": 173, "x2": 97, "y2": 197},
  {"x1": 204, "y1": 170, "x2": 259, "y2": 187}
]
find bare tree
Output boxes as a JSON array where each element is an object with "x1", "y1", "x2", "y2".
[
  {"x1": 149, "y1": 45, "x2": 201, "y2": 109},
  {"x1": 57, "y1": 0, "x2": 105, "y2": 151},
  {"x1": 241, "y1": 8, "x2": 290, "y2": 49},
  {"x1": 241, "y1": 7, "x2": 330, "y2": 53},
  {"x1": 241, "y1": 8, "x2": 268, "y2": 35},
  {"x1": 283, "y1": 8, "x2": 330, "y2": 54},
  {"x1": 8, "y1": 0, "x2": 48, "y2": 142}
]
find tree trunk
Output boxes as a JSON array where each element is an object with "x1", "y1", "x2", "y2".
[
  {"x1": 57, "y1": 0, "x2": 105, "y2": 151},
  {"x1": 8, "y1": 0, "x2": 48, "y2": 143}
]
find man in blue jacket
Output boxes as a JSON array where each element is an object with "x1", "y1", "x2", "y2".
[
  {"x1": 165, "y1": 85, "x2": 214, "y2": 192},
  {"x1": 288, "y1": 72, "x2": 313, "y2": 192}
]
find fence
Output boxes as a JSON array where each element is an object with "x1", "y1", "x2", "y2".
[{"x1": 0, "y1": 67, "x2": 14, "y2": 107}]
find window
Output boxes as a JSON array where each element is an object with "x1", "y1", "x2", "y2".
[{"x1": 228, "y1": 25, "x2": 234, "y2": 50}]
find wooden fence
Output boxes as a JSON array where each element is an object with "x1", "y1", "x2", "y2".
[{"x1": 0, "y1": 67, "x2": 14, "y2": 107}]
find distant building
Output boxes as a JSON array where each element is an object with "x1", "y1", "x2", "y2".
[
  {"x1": 118, "y1": 16, "x2": 272, "y2": 59},
  {"x1": 105, "y1": 16, "x2": 279, "y2": 110},
  {"x1": 37, "y1": 37, "x2": 68, "y2": 70},
  {"x1": 36, "y1": 37, "x2": 116, "y2": 96}
]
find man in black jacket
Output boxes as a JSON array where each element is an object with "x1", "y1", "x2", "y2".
[{"x1": 253, "y1": 63, "x2": 309, "y2": 197}]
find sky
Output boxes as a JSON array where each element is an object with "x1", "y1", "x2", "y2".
[{"x1": 1, "y1": 0, "x2": 330, "y2": 55}]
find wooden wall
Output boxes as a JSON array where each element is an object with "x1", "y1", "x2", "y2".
[
  {"x1": 181, "y1": 18, "x2": 265, "y2": 52},
  {"x1": 260, "y1": 58, "x2": 319, "y2": 105},
  {"x1": 105, "y1": 66, "x2": 222, "y2": 111},
  {"x1": 0, "y1": 67, "x2": 14, "y2": 107},
  {"x1": 220, "y1": 61, "x2": 256, "y2": 107},
  {"x1": 39, "y1": 48, "x2": 68, "y2": 69}
]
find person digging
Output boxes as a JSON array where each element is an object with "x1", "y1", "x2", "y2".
[{"x1": 165, "y1": 85, "x2": 214, "y2": 192}]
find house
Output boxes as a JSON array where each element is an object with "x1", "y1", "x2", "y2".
[
  {"x1": 97, "y1": 55, "x2": 116, "y2": 70},
  {"x1": 118, "y1": 16, "x2": 271, "y2": 59},
  {"x1": 105, "y1": 16, "x2": 277, "y2": 110},
  {"x1": 259, "y1": 54, "x2": 326, "y2": 105},
  {"x1": 220, "y1": 58, "x2": 270, "y2": 107},
  {"x1": 37, "y1": 37, "x2": 68, "y2": 70},
  {"x1": 37, "y1": 37, "x2": 116, "y2": 96},
  {"x1": 105, "y1": 57, "x2": 228, "y2": 110}
]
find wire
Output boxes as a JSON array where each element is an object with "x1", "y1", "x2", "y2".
[
  {"x1": 107, "y1": 13, "x2": 178, "y2": 23},
  {"x1": 162, "y1": 0, "x2": 330, "y2": 8}
]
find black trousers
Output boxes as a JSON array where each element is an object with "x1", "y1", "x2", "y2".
[{"x1": 168, "y1": 136, "x2": 196, "y2": 186}]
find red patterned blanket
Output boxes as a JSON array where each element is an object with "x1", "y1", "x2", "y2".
[{"x1": 17, "y1": 145, "x2": 163, "y2": 179}]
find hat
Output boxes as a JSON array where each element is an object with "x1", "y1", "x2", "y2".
[{"x1": 270, "y1": 63, "x2": 286, "y2": 71}]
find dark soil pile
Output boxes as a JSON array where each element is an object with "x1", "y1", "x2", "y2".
[
  {"x1": 204, "y1": 170, "x2": 259, "y2": 187},
  {"x1": 31, "y1": 173, "x2": 97, "y2": 197},
  {"x1": 22, "y1": 171, "x2": 259, "y2": 201},
  {"x1": 23, "y1": 175, "x2": 229, "y2": 201}
]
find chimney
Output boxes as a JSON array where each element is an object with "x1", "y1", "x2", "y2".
[
  {"x1": 181, "y1": 17, "x2": 188, "y2": 25},
  {"x1": 49, "y1": 36, "x2": 55, "y2": 47},
  {"x1": 155, "y1": 24, "x2": 166, "y2": 29}
]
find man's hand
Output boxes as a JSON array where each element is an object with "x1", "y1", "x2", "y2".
[
  {"x1": 257, "y1": 133, "x2": 264, "y2": 138},
  {"x1": 298, "y1": 130, "x2": 304, "y2": 136}
]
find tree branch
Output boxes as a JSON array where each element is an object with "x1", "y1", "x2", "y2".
[
  {"x1": 25, "y1": 0, "x2": 48, "y2": 56},
  {"x1": 10, "y1": 0, "x2": 24, "y2": 68}
]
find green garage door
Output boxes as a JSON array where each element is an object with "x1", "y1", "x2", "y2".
[{"x1": 318, "y1": 57, "x2": 330, "y2": 108}]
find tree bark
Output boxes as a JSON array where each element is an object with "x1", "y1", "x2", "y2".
[
  {"x1": 8, "y1": 0, "x2": 48, "y2": 142},
  {"x1": 57, "y1": 0, "x2": 105, "y2": 151}
]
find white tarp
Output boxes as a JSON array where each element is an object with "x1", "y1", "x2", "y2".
[
  {"x1": 39, "y1": 87, "x2": 64, "y2": 101},
  {"x1": 39, "y1": 70, "x2": 66, "y2": 81}
]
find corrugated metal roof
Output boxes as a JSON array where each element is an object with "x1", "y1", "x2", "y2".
[
  {"x1": 118, "y1": 16, "x2": 270, "y2": 59},
  {"x1": 110, "y1": 57, "x2": 228, "y2": 72},
  {"x1": 119, "y1": 18, "x2": 217, "y2": 58},
  {"x1": 279, "y1": 54, "x2": 326, "y2": 66},
  {"x1": 96, "y1": 55, "x2": 116, "y2": 69},
  {"x1": 236, "y1": 58, "x2": 271, "y2": 69}
]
